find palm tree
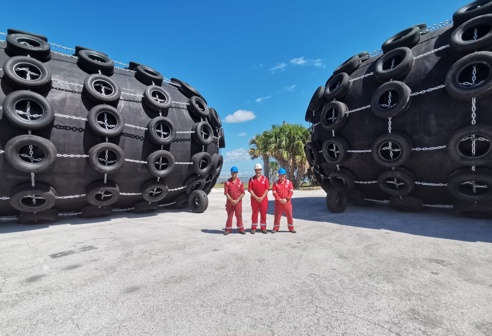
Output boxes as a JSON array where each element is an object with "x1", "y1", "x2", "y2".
[{"x1": 248, "y1": 131, "x2": 271, "y2": 179}]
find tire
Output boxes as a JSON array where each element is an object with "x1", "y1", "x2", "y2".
[
  {"x1": 377, "y1": 167, "x2": 416, "y2": 196},
  {"x1": 80, "y1": 205, "x2": 113, "y2": 218},
  {"x1": 328, "y1": 168, "x2": 356, "y2": 190},
  {"x1": 202, "y1": 174, "x2": 218, "y2": 195},
  {"x1": 133, "y1": 200, "x2": 159, "y2": 214},
  {"x1": 3, "y1": 90, "x2": 54, "y2": 130},
  {"x1": 142, "y1": 86, "x2": 172, "y2": 112},
  {"x1": 17, "y1": 208, "x2": 59, "y2": 225},
  {"x1": 447, "y1": 125, "x2": 492, "y2": 166},
  {"x1": 141, "y1": 179, "x2": 169, "y2": 203},
  {"x1": 132, "y1": 63, "x2": 163, "y2": 86},
  {"x1": 320, "y1": 101, "x2": 348, "y2": 131},
  {"x1": 87, "y1": 105, "x2": 125, "y2": 138},
  {"x1": 389, "y1": 195, "x2": 424, "y2": 212},
  {"x1": 325, "y1": 187, "x2": 348, "y2": 213},
  {"x1": 5, "y1": 135, "x2": 57, "y2": 173},
  {"x1": 86, "y1": 180, "x2": 120, "y2": 207},
  {"x1": 77, "y1": 49, "x2": 114, "y2": 76},
  {"x1": 381, "y1": 25, "x2": 421, "y2": 53},
  {"x1": 218, "y1": 127, "x2": 226, "y2": 148},
  {"x1": 191, "y1": 152, "x2": 212, "y2": 176},
  {"x1": 6, "y1": 33, "x2": 51, "y2": 60},
  {"x1": 208, "y1": 107, "x2": 222, "y2": 128},
  {"x1": 211, "y1": 153, "x2": 224, "y2": 176},
  {"x1": 333, "y1": 54, "x2": 361, "y2": 76},
  {"x1": 192, "y1": 121, "x2": 214, "y2": 145},
  {"x1": 445, "y1": 51, "x2": 492, "y2": 100},
  {"x1": 188, "y1": 190, "x2": 209, "y2": 213},
  {"x1": 451, "y1": 14, "x2": 492, "y2": 55},
  {"x1": 370, "y1": 81, "x2": 412, "y2": 119},
  {"x1": 171, "y1": 78, "x2": 203, "y2": 101},
  {"x1": 324, "y1": 72, "x2": 352, "y2": 100},
  {"x1": 453, "y1": 0, "x2": 492, "y2": 27},
  {"x1": 188, "y1": 96, "x2": 210, "y2": 118},
  {"x1": 83, "y1": 74, "x2": 121, "y2": 105},
  {"x1": 10, "y1": 182, "x2": 56, "y2": 213},
  {"x1": 448, "y1": 167, "x2": 492, "y2": 201},
  {"x1": 185, "y1": 175, "x2": 207, "y2": 194},
  {"x1": 147, "y1": 117, "x2": 176, "y2": 145},
  {"x1": 146, "y1": 150, "x2": 175, "y2": 178},
  {"x1": 322, "y1": 136, "x2": 350, "y2": 164},
  {"x1": 88, "y1": 142, "x2": 125, "y2": 174},
  {"x1": 374, "y1": 47, "x2": 414, "y2": 83},
  {"x1": 305, "y1": 86, "x2": 325, "y2": 122},
  {"x1": 304, "y1": 141, "x2": 324, "y2": 166},
  {"x1": 3, "y1": 56, "x2": 52, "y2": 92},
  {"x1": 453, "y1": 199, "x2": 492, "y2": 218},
  {"x1": 7, "y1": 29, "x2": 48, "y2": 42},
  {"x1": 371, "y1": 132, "x2": 413, "y2": 168}
]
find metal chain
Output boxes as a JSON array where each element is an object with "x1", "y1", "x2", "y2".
[
  {"x1": 423, "y1": 204, "x2": 453, "y2": 209},
  {"x1": 112, "y1": 207, "x2": 135, "y2": 212},
  {"x1": 0, "y1": 197, "x2": 10, "y2": 200},
  {"x1": 59, "y1": 212, "x2": 82, "y2": 217},
  {"x1": 349, "y1": 72, "x2": 374, "y2": 82},
  {"x1": 414, "y1": 45, "x2": 449, "y2": 59},
  {"x1": 347, "y1": 149, "x2": 372, "y2": 153},
  {"x1": 120, "y1": 192, "x2": 142, "y2": 196},
  {"x1": 364, "y1": 198, "x2": 389, "y2": 204},
  {"x1": 125, "y1": 158, "x2": 147, "y2": 164},
  {"x1": 388, "y1": 117, "x2": 392, "y2": 134},
  {"x1": 354, "y1": 180, "x2": 378, "y2": 184},
  {"x1": 159, "y1": 202, "x2": 176, "y2": 207},
  {"x1": 347, "y1": 105, "x2": 371, "y2": 114},
  {"x1": 54, "y1": 113, "x2": 87, "y2": 121},
  {"x1": 125, "y1": 124, "x2": 147, "y2": 130},
  {"x1": 410, "y1": 84, "x2": 445, "y2": 96},
  {"x1": 57, "y1": 154, "x2": 90, "y2": 158},
  {"x1": 0, "y1": 216, "x2": 18, "y2": 222},
  {"x1": 169, "y1": 186, "x2": 187, "y2": 192},
  {"x1": 31, "y1": 172, "x2": 35, "y2": 187},
  {"x1": 175, "y1": 162, "x2": 193, "y2": 165},
  {"x1": 412, "y1": 145, "x2": 446, "y2": 151},
  {"x1": 56, "y1": 194, "x2": 86, "y2": 199},
  {"x1": 471, "y1": 97, "x2": 477, "y2": 125},
  {"x1": 415, "y1": 181, "x2": 447, "y2": 187},
  {"x1": 176, "y1": 131, "x2": 196, "y2": 134}
]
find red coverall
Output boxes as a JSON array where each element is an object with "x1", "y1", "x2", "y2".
[
  {"x1": 272, "y1": 178, "x2": 295, "y2": 232},
  {"x1": 224, "y1": 177, "x2": 245, "y2": 233},
  {"x1": 248, "y1": 175, "x2": 269, "y2": 231}
]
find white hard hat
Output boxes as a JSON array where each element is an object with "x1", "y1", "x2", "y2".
[{"x1": 254, "y1": 163, "x2": 262, "y2": 170}]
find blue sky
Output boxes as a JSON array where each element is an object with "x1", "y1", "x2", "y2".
[{"x1": 2, "y1": 0, "x2": 467, "y2": 176}]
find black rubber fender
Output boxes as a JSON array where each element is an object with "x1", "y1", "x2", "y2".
[
  {"x1": 191, "y1": 152, "x2": 212, "y2": 176},
  {"x1": 333, "y1": 54, "x2": 362, "y2": 76},
  {"x1": 328, "y1": 167, "x2": 356, "y2": 190},
  {"x1": 374, "y1": 47, "x2": 414, "y2": 83},
  {"x1": 192, "y1": 121, "x2": 214, "y2": 146},
  {"x1": 325, "y1": 187, "x2": 348, "y2": 213},
  {"x1": 86, "y1": 180, "x2": 120, "y2": 207},
  {"x1": 321, "y1": 136, "x2": 350, "y2": 164},
  {"x1": 453, "y1": 0, "x2": 492, "y2": 27},
  {"x1": 3, "y1": 90, "x2": 54, "y2": 130},
  {"x1": 320, "y1": 101, "x2": 349, "y2": 131},
  {"x1": 83, "y1": 74, "x2": 121, "y2": 106},
  {"x1": 133, "y1": 200, "x2": 159, "y2": 214},
  {"x1": 448, "y1": 167, "x2": 492, "y2": 201},
  {"x1": 185, "y1": 175, "x2": 207, "y2": 194},
  {"x1": 131, "y1": 62, "x2": 164, "y2": 86},
  {"x1": 208, "y1": 107, "x2": 222, "y2": 128},
  {"x1": 377, "y1": 167, "x2": 416, "y2": 196},
  {"x1": 171, "y1": 78, "x2": 203, "y2": 101},
  {"x1": 188, "y1": 190, "x2": 209, "y2": 213},
  {"x1": 381, "y1": 25, "x2": 422, "y2": 53},
  {"x1": 147, "y1": 116, "x2": 176, "y2": 145},
  {"x1": 370, "y1": 81, "x2": 412, "y2": 119},
  {"x1": 324, "y1": 72, "x2": 352, "y2": 101},
  {"x1": 146, "y1": 150, "x2": 175, "y2": 178},
  {"x1": 3, "y1": 56, "x2": 52, "y2": 92},
  {"x1": 80, "y1": 205, "x2": 113, "y2": 218},
  {"x1": 77, "y1": 49, "x2": 114, "y2": 76},
  {"x1": 141, "y1": 179, "x2": 169, "y2": 203},
  {"x1": 218, "y1": 127, "x2": 226, "y2": 148},
  {"x1": 453, "y1": 199, "x2": 492, "y2": 218},
  {"x1": 6, "y1": 33, "x2": 51, "y2": 61},
  {"x1": 304, "y1": 141, "x2": 324, "y2": 166},
  {"x1": 389, "y1": 195, "x2": 424, "y2": 212},
  {"x1": 5, "y1": 134, "x2": 57, "y2": 173},
  {"x1": 88, "y1": 142, "x2": 125, "y2": 174},
  {"x1": 447, "y1": 125, "x2": 492, "y2": 166},
  {"x1": 87, "y1": 105, "x2": 125, "y2": 138},
  {"x1": 451, "y1": 14, "x2": 492, "y2": 55},
  {"x1": 305, "y1": 86, "x2": 325, "y2": 123},
  {"x1": 188, "y1": 96, "x2": 210, "y2": 119},
  {"x1": 142, "y1": 86, "x2": 172, "y2": 112},
  {"x1": 445, "y1": 51, "x2": 492, "y2": 100},
  {"x1": 371, "y1": 132, "x2": 413, "y2": 168},
  {"x1": 17, "y1": 208, "x2": 59, "y2": 225},
  {"x1": 10, "y1": 182, "x2": 56, "y2": 213},
  {"x1": 211, "y1": 153, "x2": 224, "y2": 177}
]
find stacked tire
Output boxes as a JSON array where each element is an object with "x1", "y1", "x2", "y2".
[
  {"x1": 305, "y1": 0, "x2": 492, "y2": 218},
  {"x1": 0, "y1": 29, "x2": 225, "y2": 224}
]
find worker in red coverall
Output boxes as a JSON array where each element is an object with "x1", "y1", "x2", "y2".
[
  {"x1": 248, "y1": 163, "x2": 270, "y2": 234},
  {"x1": 224, "y1": 166, "x2": 246, "y2": 235},
  {"x1": 271, "y1": 168, "x2": 296, "y2": 233}
]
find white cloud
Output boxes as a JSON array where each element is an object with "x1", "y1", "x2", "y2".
[
  {"x1": 224, "y1": 148, "x2": 250, "y2": 162},
  {"x1": 224, "y1": 110, "x2": 256, "y2": 123},
  {"x1": 237, "y1": 132, "x2": 247, "y2": 137},
  {"x1": 290, "y1": 57, "x2": 307, "y2": 65},
  {"x1": 284, "y1": 85, "x2": 296, "y2": 92},
  {"x1": 253, "y1": 63, "x2": 263, "y2": 69},
  {"x1": 255, "y1": 95, "x2": 272, "y2": 103},
  {"x1": 289, "y1": 57, "x2": 325, "y2": 68},
  {"x1": 269, "y1": 62, "x2": 287, "y2": 73}
]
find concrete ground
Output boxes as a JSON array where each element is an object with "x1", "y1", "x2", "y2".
[{"x1": 0, "y1": 188, "x2": 491, "y2": 336}]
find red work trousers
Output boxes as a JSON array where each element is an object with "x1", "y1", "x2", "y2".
[
  {"x1": 225, "y1": 202, "x2": 244, "y2": 232},
  {"x1": 273, "y1": 201, "x2": 294, "y2": 231},
  {"x1": 251, "y1": 199, "x2": 268, "y2": 230}
]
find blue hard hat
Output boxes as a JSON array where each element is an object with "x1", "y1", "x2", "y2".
[
  {"x1": 231, "y1": 166, "x2": 239, "y2": 173},
  {"x1": 278, "y1": 168, "x2": 286, "y2": 175}
]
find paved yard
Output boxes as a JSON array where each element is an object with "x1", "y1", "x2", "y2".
[{"x1": 0, "y1": 189, "x2": 491, "y2": 336}]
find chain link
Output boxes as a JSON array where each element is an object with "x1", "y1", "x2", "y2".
[
  {"x1": 414, "y1": 45, "x2": 449, "y2": 59},
  {"x1": 59, "y1": 212, "x2": 82, "y2": 217},
  {"x1": 159, "y1": 202, "x2": 176, "y2": 207},
  {"x1": 422, "y1": 204, "x2": 453, "y2": 209},
  {"x1": 364, "y1": 198, "x2": 389, "y2": 204},
  {"x1": 410, "y1": 84, "x2": 445, "y2": 96},
  {"x1": 471, "y1": 97, "x2": 477, "y2": 125},
  {"x1": 0, "y1": 197, "x2": 10, "y2": 200},
  {"x1": 176, "y1": 131, "x2": 196, "y2": 134},
  {"x1": 125, "y1": 124, "x2": 147, "y2": 130},
  {"x1": 112, "y1": 207, "x2": 135, "y2": 212},
  {"x1": 347, "y1": 149, "x2": 372, "y2": 153},
  {"x1": 388, "y1": 117, "x2": 392, "y2": 134},
  {"x1": 349, "y1": 72, "x2": 374, "y2": 82},
  {"x1": 347, "y1": 105, "x2": 371, "y2": 114},
  {"x1": 31, "y1": 172, "x2": 35, "y2": 187},
  {"x1": 56, "y1": 194, "x2": 86, "y2": 199},
  {"x1": 120, "y1": 192, "x2": 143, "y2": 196},
  {"x1": 354, "y1": 180, "x2": 378, "y2": 184},
  {"x1": 0, "y1": 216, "x2": 18, "y2": 222},
  {"x1": 125, "y1": 158, "x2": 147, "y2": 164},
  {"x1": 412, "y1": 145, "x2": 446, "y2": 151},
  {"x1": 175, "y1": 162, "x2": 193, "y2": 165},
  {"x1": 169, "y1": 186, "x2": 187, "y2": 192},
  {"x1": 55, "y1": 113, "x2": 87, "y2": 121},
  {"x1": 57, "y1": 154, "x2": 90, "y2": 158},
  {"x1": 415, "y1": 181, "x2": 447, "y2": 187}
]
